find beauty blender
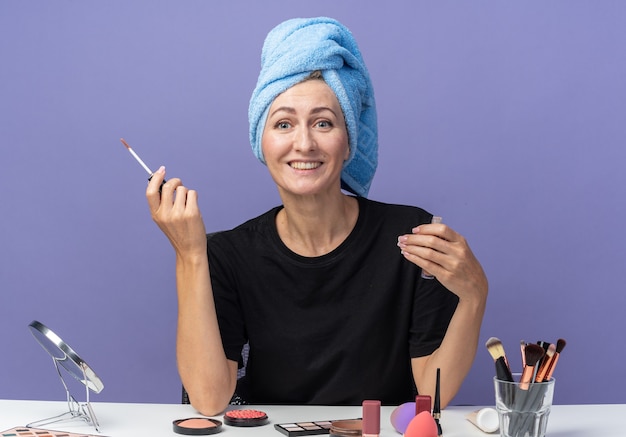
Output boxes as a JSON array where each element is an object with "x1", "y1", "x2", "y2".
[
  {"x1": 390, "y1": 402, "x2": 415, "y2": 434},
  {"x1": 403, "y1": 412, "x2": 438, "y2": 437}
]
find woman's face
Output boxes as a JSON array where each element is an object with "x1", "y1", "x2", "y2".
[{"x1": 261, "y1": 79, "x2": 349, "y2": 198}]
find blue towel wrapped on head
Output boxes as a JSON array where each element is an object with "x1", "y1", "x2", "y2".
[{"x1": 248, "y1": 17, "x2": 378, "y2": 197}]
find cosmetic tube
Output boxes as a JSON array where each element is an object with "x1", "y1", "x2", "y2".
[
  {"x1": 362, "y1": 400, "x2": 380, "y2": 437},
  {"x1": 466, "y1": 408, "x2": 499, "y2": 433}
]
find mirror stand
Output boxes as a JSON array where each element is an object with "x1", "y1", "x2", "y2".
[{"x1": 27, "y1": 355, "x2": 101, "y2": 432}]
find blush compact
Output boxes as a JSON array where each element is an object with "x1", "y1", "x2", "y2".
[
  {"x1": 173, "y1": 417, "x2": 223, "y2": 435},
  {"x1": 224, "y1": 409, "x2": 269, "y2": 427}
]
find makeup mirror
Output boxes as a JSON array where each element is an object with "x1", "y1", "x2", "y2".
[{"x1": 27, "y1": 320, "x2": 103, "y2": 432}]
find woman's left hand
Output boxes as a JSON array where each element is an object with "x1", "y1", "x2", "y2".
[{"x1": 397, "y1": 222, "x2": 488, "y2": 302}]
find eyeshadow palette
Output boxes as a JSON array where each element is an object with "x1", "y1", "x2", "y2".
[
  {"x1": 1, "y1": 427, "x2": 102, "y2": 437},
  {"x1": 274, "y1": 420, "x2": 334, "y2": 437}
]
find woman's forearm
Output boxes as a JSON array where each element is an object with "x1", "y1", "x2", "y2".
[
  {"x1": 175, "y1": 252, "x2": 237, "y2": 415},
  {"x1": 412, "y1": 294, "x2": 487, "y2": 409}
]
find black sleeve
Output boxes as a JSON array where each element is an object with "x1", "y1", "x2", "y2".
[
  {"x1": 207, "y1": 232, "x2": 247, "y2": 363},
  {"x1": 408, "y1": 277, "x2": 459, "y2": 358}
]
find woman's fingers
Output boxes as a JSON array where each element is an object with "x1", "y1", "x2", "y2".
[{"x1": 146, "y1": 166, "x2": 167, "y2": 212}]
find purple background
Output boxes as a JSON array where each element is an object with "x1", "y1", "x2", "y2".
[{"x1": 2, "y1": 1, "x2": 625, "y2": 407}]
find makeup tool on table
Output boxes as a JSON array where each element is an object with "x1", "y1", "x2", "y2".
[
  {"x1": 487, "y1": 337, "x2": 566, "y2": 437},
  {"x1": 403, "y1": 412, "x2": 438, "y2": 437},
  {"x1": 173, "y1": 418, "x2": 223, "y2": 436},
  {"x1": 465, "y1": 408, "x2": 499, "y2": 433},
  {"x1": 362, "y1": 400, "x2": 380, "y2": 437},
  {"x1": 543, "y1": 338, "x2": 566, "y2": 382},
  {"x1": 275, "y1": 401, "x2": 373, "y2": 437},
  {"x1": 433, "y1": 368, "x2": 442, "y2": 437},
  {"x1": 120, "y1": 138, "x2": 166, "y2": 190},
  {"x1": 534, "y1": 343, "x2": 556, "y2": 383},
  {"x1": 390, "y1": 395, "x2": 431, "y2": 434},
  {"x1": 26, "y1": 321, "x2": 104, "y2": 433},
  {"x1": 390, "y1": 369, "x2": 440, "y2": 436},
  {"x1": 0, "y1": 426, "x2": 104, "y2": 437},
  {"x1": 518, "y1": 344, "x2": 545, "y2": 390},
  {"x1": 275, "y1": 415, "x2": 359, "y2": 437},
  {"x1": 329, "y1": 420, "x2": 362, "y2": 437},
  {"x1": 485, "y1": 337, "x2": 514, "y2": 382},
  {"x1": 421, "y1": 216, "x2": 442, "y2": 280},
  {"x1": 224, "y1": 409, "x2": 269, "y2": 427},
  {"x1": 173, "y1": 409, "x2": 269, "y2": 435},
  {"x1": 274, "y1": 420, "x2": 335, "y2": 437}
]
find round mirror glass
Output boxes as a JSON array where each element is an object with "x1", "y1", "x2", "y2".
[{"x1": 29, "y1": 320, "x2": 104, "y2": 393}]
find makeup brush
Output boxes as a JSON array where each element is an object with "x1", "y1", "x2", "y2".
[
  {"x1": 544, "y1": 338, "x2": 566, "y2": 381},
  {"x1": 534, "y1": 343, "x2": 556, "y2": 383},
  {"x1": 520, "y1": 340, "x2": 526, "y2": 368},
  {"x1": 485, "y1": 337, "x2": 514, "y2": 382},
  {"x1": 433, "y1": 368, "x2": 442, "y2": 437},
  {"x1": 121, "y1": 138, "x2": 166, "y2": 189},
  {"x1": 535, "y1": 340, "x2": 550, "y2": 371},
  {"x1": 519, "y1": 344, "x2": 544, "y2": 390}
]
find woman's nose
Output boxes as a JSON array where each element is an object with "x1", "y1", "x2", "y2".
[{"x1": 293, "y1": 127, "x2": 316, "y2": 152}]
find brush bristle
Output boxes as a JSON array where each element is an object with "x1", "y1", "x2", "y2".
[
  {"x1": 485, "y1": 337, "x2": 506, "y2": 360},
  {"x1": 120, "y1": 138, "x2": 131, "y2": 149},
  {"x1": 544, "y1": 343, "x2": 556, "y2": 358},
  {"x1": 556, "y1": 338, "x2": 566, "y2": 353},
  {"x1": 524, "y1": 344, "x2": 545, "y2": 367}
]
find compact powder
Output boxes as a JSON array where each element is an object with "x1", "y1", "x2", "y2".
[
  {"x1": 223, "y1": 409, "x2": 269, "y2": 427},
  {"x1": 173, "y1": 417, "x2": 223, "y2": 435},
  {"x1": 329, "y1": 419, "x2": 363, "y2": 437}
]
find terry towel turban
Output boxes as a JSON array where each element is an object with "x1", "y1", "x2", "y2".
[{"x1": 248, "y1": 17, "x2": 378, "y2": 197}]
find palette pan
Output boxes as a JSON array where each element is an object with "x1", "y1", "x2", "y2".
[
  {"x1": 1, "y1": 427, "x2": 102, "y2": 437},
  {"x1": 274, "y1": 420, "x2": 333, "y2": 437}
]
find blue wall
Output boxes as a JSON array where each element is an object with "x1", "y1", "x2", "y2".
[{"x1": 2, "y1": 1, "x2": 625, "y2": 406}]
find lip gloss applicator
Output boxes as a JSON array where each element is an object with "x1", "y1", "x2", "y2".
[{"x1": 120, "y1": 138, "x2": 166, "y2": 190}]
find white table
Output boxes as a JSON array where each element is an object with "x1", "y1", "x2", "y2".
[{"x1": 0, "y1": 400, "x2": 622, "y2": 437}]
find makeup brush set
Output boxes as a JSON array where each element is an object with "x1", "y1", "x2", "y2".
[{"x1": 486, "y1": 337, "x2": 566, "y2": 437}]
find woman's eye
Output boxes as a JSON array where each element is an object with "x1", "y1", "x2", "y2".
[
  {"x1": 316, "y1": 120, "x2": 332, "y2": 128},
  {"x1": 276, "y1": 121, "x2": 291, "y2": 129}
]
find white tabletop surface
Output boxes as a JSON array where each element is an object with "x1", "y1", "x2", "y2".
[{"x1": 0, "y1": 400, "x2": 622, "y2": 437}]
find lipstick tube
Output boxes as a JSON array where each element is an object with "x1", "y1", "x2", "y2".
[{"x1": 362, "y1": 400, "x2": 380, "y2": 437}]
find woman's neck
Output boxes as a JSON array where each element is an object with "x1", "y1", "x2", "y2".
[{"x1": 276, "y1": 193, "x2": 359, "y2": 257}]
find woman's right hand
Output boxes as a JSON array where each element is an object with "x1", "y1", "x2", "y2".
[{"x1": 146, "y1": 166, "x2": 207, "y2": 257}]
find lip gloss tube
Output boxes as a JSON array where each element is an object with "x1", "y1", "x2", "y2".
[
  {"x1": 362, "y1": 400, "x2": 380, "y2": 437},
  {"x1": 421, "y1": 216, "x2": 442, "y2": 280}
]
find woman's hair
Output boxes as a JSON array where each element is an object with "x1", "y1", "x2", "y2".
[{"x1": 305, "y1": 70, "x2": 324, "y2": 81}]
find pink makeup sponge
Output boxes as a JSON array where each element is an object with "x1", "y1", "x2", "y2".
[
  {"x1": 390, "y1": 402, "x2": 415, "y2": 434},
  {"x1": 403, "y1": 412, "x2": 438, "y2": 437}
]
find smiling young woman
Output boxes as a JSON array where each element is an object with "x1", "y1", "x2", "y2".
[
  {"x1": 146, "y1": 17, "x2": 487, "y2": 416},
  {"x1": 262, "y1": 77, "x2": 350, "y2": 199}
]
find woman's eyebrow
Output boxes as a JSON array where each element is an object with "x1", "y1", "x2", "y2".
[
  {"x1": 269, "y1": 106, "x2": 296, "y2": 118},
  {"x1": 269, "y1": 106, "x2": 338, "y2": 118},
  {"x1": 310, "y1": 106, "x2": 338, "y2": 117}
]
